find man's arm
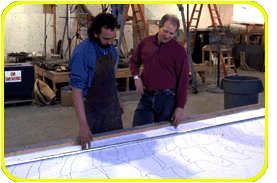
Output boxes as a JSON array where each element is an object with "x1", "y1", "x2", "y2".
[
  {"x1": 72, "y1": 88, "x2": 93, "y2": 150},
  {"x1": 172, "y1": 49, "x2": 190, "y2": 128},
  {"x1": 129, "y1": 41, "x2": 144, "y2": 97},
  {"x1": 129, "y1": 46, "x2": 141, "y2": 77}
]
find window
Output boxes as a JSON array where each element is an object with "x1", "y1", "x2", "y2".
[{"x1": 233, "y1": 4, "x2": 264, "y2": 23}]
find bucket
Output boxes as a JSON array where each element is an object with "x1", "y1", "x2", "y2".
[{"x1": 220, "y1": 76, "x2": 264, "y2": 109}]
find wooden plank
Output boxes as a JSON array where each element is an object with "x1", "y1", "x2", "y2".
[
  {"x1": 233, "y1": 29, "x2": 264, "y2": 35},
  {"x1": 192, "y1": 63, "x2": 206, "y2": 72},
  {"x1": 4, "y1": 99, "x2": 33, "y2": 105},
  {"x1": 116, "y1": 67, "x2": 143, "y2": 78}
]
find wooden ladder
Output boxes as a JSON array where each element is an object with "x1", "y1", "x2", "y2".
[
  {"x1": 124, "y1": 5, "x2": 149, "y2": 43},
  {"x1": 183, "y1": 4, "x2": 237, "y2": 76},
  {"x1": 183, "y1": 4, "x2": 223, "y2": 51},
  {"x1": 75, "y1": 13, "x2": 90, "y2": 46},
  {"x1": 220, "y1": 48, "x2": 238, "y2": 76},
  {"x1": 207, "y1": 4, "x2": 223, "y2": 27},
  {"x1": 182, "y1": 4, "x2": 203, "y2": 53}
]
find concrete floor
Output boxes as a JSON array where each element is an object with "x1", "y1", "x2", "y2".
[{"x1": 4, "y1": 67, "x2": 265, "y2": 151}]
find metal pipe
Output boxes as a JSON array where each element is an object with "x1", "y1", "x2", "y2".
[
  {"x1": 60, "y1": 18, "x2": 67, "y2": 59},
  {"x1": 44, "y1": 5, "x2": 47, "y2": 61},
  {"x1": 67, "y1": 4, "x2": 72, "y2": 61},
  {"x1": 187, "y1": 4, "x2": 189, "y2": 34},
  {"x1": 177, "y1": 4, "x2": 197, "y2": 92},
  {"x1": 53, "y1": 4, "x2": 57, "y2": 54},
  {"x1": 114, "y1": 5, "x2": 127, "y2": 76}
]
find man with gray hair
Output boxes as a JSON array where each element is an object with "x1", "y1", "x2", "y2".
[{"x1": 129, "y1": 14, "x2": 189, "y2": 128}]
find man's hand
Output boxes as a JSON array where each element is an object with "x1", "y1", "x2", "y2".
[
  {"x1": 135, "y1": 77, "x2": 144, "y2": 97},
  {"x1": 79, "y1": 123, "x2": 93, "y2": 150},
  {"x1": 171, "y1": 107, "x2": 183, "y2": 129}
]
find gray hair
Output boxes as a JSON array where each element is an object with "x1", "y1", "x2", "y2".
[{"x1": 158, "y1": 14, "x2": 180, "y2": 31}]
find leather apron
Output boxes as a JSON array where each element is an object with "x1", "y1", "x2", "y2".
[{"x1": 84, "y1": 52, "x2": 123, "y2": 134}]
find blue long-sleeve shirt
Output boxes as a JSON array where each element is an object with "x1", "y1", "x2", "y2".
[{"x1": 68, "y1": 38, "x2": 118, "y2": 98}]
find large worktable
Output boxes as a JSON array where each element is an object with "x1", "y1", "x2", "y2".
[{"x1": 4, "y1": 104, "x2": 265, "y2": 180}]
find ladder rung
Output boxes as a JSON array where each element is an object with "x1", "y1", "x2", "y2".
[
  {"x1": 195, "y1": 10, "x2": 201, "y2": 12},
  {"x1": 192, "y1": 18, "x2": 199, "y2": 20},
  {"x1": 225, "y1": 65, "x2": 235, "y2": 68},
  {"x1": 135, "y1": 19, "x2": 143, "y2": 22},
  {"x1": 125, "y1": 23, "x2": 145, "y2": 26},
  {"x1": 190, "y1": 26, "x2": 197, "y2": 28},
  {"x1": 221, "y1": 48, "x2": 232, "y2": 51},
  {"x1": 214, "y1": 17, "x2": 220, "y2": 19},
  {"x1": 133, "y1": 10, "x2": 140, "y2": 13},
  {"x1": 211, "y1": 9, "x2": 218, "y2": 11}
]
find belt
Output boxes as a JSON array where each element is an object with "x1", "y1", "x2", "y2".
[{"x1": 144, "y1": 88, "x2": 175, "y2": 95}]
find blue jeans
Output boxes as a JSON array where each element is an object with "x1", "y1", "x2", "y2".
[{"x1": 132, "y1": 89, "x2": 177, "y2": 127}]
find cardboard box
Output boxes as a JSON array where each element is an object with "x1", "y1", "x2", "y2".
[{"x1": 61, "y1": 89, "x2": 74, "y2": 107}]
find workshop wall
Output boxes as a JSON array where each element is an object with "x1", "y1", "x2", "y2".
[
  {"x1": 4, "y1": 4, "x2": 46, "y2": 61},
  {"x1": 144, "y1": 4, "x2": 234, "y2": 31},
  {"x1": 3, "y1": 4, "x2": 133, "y2": 62},
  {"x1": 3, "y1": 3, "x2": 263, "y2": 62}
]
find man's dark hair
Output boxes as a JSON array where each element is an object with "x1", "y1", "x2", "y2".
[
  {"x1": 88, "y1": 13, "x2": 117, "y2": 41},
  {"x1": 159, "y1": 14, "x2": 180, "y2": 32}
]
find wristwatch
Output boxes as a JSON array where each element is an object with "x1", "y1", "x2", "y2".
[{"x1": 134, "y1": 75, "x2": 140, "y2": 80}]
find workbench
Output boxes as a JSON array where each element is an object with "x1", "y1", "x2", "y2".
[
  {"x1": 34, "y1": 65, "x2": 70, "y2": 103},
  {"x1": 34, "y1": 65, "x2": 144, "y2": 100},
  {"x1": 233, "y1": 29, "x2": 264, "y2": 45}
]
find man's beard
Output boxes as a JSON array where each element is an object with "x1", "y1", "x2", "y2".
[{"x1": 95, "y1": 37, "x2": 111, "y2": 49}]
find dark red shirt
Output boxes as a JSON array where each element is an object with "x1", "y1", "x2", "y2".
[{"x1": 129, "y1": 34, "x2": 189, "y2": 108}]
